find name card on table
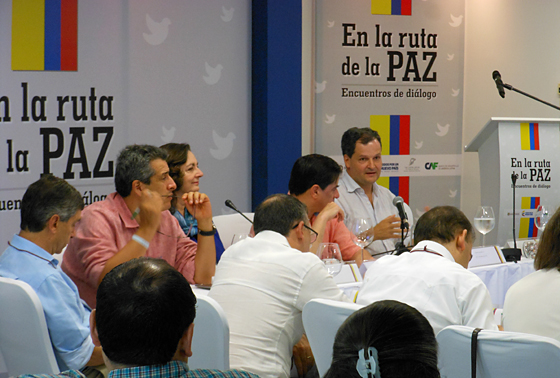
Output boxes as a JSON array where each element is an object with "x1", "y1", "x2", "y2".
[
  {"x1": 333, "y1": 263, "x2": 363, "y2": 284},
  {"x1": 468, "y1": 246, "x2": 505, "y2": 268}
]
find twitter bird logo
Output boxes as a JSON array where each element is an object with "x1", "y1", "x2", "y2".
[
  {"x1": 315, "y1": 81, "x2": 327, "y2": 93},
  {"x1": 204, "y1": 62, "x2": 223, "y2": 85},
  {"x1": 414, "y1": 141, "x2": 423, "y2": 150},
  {"x1": 327, "y1": 21, "x2": 335, "y2": 28},
  {"x1": 221, "y1": 6, "x2": 234, "y2": 22},
  {"x1": 325, "y1": 114, "x2": 336, "y2": 124},
  {"x1": 143, "y1": 14, "x2": 171, "y2": 46},
  {"x1": 161, "y1": 126, "x2": 176, "y2": 143},
  {"x1": 436, "y1": 124, "x2": 450, "y2": 137},
  {"x1": 447, "y1": 53, "x2": 454, "y2": 61},
  {"x1": 210, "y1": 130, "x2": 236, "y2": 160},
  {"x1": 449, "y1": 14, "x2": 463, "y2": 27},
  {"x1": 449, "y1": 189, "x2": 457, "y2": 198}
]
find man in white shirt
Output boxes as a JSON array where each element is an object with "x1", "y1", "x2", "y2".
[
  {"x1": 209, "y1": 194, "x2": 349, "y2": 378},
  {"x1": 356, "y1": 206, "x2": 498, "y2": 335},
  {"x1": 336, "y1": 127, "x2": 413, "y2": 256}
]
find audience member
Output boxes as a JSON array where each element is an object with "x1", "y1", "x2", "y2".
[
  {"x1": 336, "y1": 127, "x2": 413, "y2": 256},
  {"x1": 18, "y1": 257, "x2": 258, "y2": 378},
  {"x1": 0, "y1": 175, "x2": 103, "y2": 372},
  {"x1": 503, "y1": 207, "x2": 560, "y2": 341},
  {"x1": 161, "y1": 142, "x2": 225, "y2": 261},
  {"x1": 289, "y1": 154, "x2": 364, "y2": 263},
  {"x1": 209, "y1": 194, "x2": 349, "y2": 378},
  {"x1": 62, "y1": 144, "x2": 216, "y2": 308},
  {"x1": 325, "y1": 300, "x2": 440, "y2": 378},
  {"x1": 356, "y1": 206, "x2": 498, "y2": 334}
]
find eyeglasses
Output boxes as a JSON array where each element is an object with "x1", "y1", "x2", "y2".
[{"x1": 292, "y1": 222, "x2": 318, "y2": 244}]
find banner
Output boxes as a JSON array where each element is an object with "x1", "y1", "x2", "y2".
[{"x1": 314, "y1": 0, "x2": 465, "y2": 218}]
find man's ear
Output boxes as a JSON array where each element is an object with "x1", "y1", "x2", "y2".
[
  {"x1": 176, "y1": 323, "x2": 195, "y2": 360},
  {"x1": 343, "y1": 154, "x2": 351, "y2": 169},
  {"x1": 131, "y1": 180, "x2": 144, "y2": 196},
  {"x1": 47, "y1": 214, "x2": 61, "y2": 234},
  {"x1": 89, "y1": 310, "x2": 101, "y2": 347},
  {"x1": 292, "y1": 221, "x2": 305, "y2": 241},
  {"x1": 455, "y1": 229, "x2": 468, "y2": 253},
  {"x1": 310, "y1": 184, "x2": 321, "y2": 199}
]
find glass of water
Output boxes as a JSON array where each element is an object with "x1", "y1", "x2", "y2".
[
  {"x1": 474, "y1": 206, "x2": 495, "y2": 247},
  {"x1": 316, "y1": 243, "x2": 343, "y2": 277}
]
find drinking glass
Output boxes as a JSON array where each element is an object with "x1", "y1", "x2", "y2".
[
  {"x1": 535, "y1": 205, "x2": 550, "y2": 233},
  {"x1": 474, "y1": 206, "x2": 495, "y2": 247},
  {"x1": 231, "y1": 233, "x2": 249, "y2": 245},
  {"x1": 346, "y1": 218, "x2": 374, "y2": 249},
  {"x1": 316, "y1": 243, "x2": 343, "y2": 277}
]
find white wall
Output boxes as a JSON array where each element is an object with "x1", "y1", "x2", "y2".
[{"x1": 462, "y1": 0, "x2": 560, "y2": 224}]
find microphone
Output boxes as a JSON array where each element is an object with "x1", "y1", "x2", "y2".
[
  {"x1": 392, "y1": 196, "x2": 408, "y2": 222},
  {"x1": 492, "y1": 70, "x2": 506, "y2": 98},
  {"x1": 225, "y1": 199, "x2": 253, "y2": 224}
]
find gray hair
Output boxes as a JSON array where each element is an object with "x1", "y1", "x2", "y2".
[
  {"x1": 115, "y1": 145, "x2": 168, "y2": 197},
  {"x1": 254, "y1": 194, "x2": 309, "y2": 236}
]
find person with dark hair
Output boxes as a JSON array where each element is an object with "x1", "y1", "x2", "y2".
[
  {"x1": 288, "y1": 154, "x2": 363, "y2": 263},
  {"x1": 160, "y1": 143, "x2": 225, "y2": 261},
  {"x1": 503, "y1": 207, "x2": 560, "y2": 341},
  {"x1": 357, "y1": 206, "x2": 498, "y2": 334},
  {"x1": 17, "y1": 257, "x2": 258, "y2": 378},
  {"x1": 62, "y1": 144, "x2": 216, "y2": 308},
  {"x1": 0, "y1": 175, "x2": 104, "y2": 372},
  {"x1": 336, "y1": 127, "x2": 413, "y2": 257},
  {"x1": 209, "y1": 194, "x2": 349, "y2": 378},
  {"x1": 325, "y1": 300, "x2": 440, "y2": 378}
]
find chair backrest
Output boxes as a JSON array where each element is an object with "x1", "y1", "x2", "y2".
[
  {"x1": 213, "y1": 213, "x2": 254, "y2": 249},
  {"x1": 0, "y1": 277, "x2": 60, "y2": 376},
  {"x1": 303, "y1": 299, "x2": 363, "y2": 377},
  {"x1": 189, "y1": 293, "x2": 230, "y2": 370},
  {"x1": 437, "y1": 325, "x2": 560, "y2": 378}
]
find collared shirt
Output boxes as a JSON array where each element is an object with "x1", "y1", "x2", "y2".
[
  {"x1": 62, "y1": 192, "x2": 198, "y2": 308},
  {"x1": 209, "y1": 231, "x2": 350, "y2": 378},
  {"x1": 503, "y1": 268, "x2": 560, "y2": 342},
  {"x1": 16, "y1": 361, "x2": 259, "y2": 378},
  {"x1": 356, "y1": 240, "x2": 498, "y2": 335},
  {"x1": 0, "y1": 235, "x2": 94, "y2": 371},
  {"x1": 335, "y1": 170, "x2": 413, "y2": 256},
  {"x1": 309, "y1": 214, "x2": 361, "y2": 261}
]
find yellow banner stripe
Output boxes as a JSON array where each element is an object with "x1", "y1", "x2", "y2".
[
  {"x1": 521, "y1": 196, "x2": 532, "y2": 209},
  {"x1": 519, "y1": 218, "x2": 530, "y2": 239},
  {"x1": 12, "y1": 0, "x2": 46, "y2": 70},
  {"x1": 372, "y1": 0, "x2": 391, "y2": 15},
  {"x1": 520, "y1": 123, "x2": 531, "y2": 150},
  {"x1": 370, "y1": 115, "x2": 390, "y2": 155}
]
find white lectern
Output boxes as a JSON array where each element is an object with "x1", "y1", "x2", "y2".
[{"x1": 465, "y1": 117, "x2": 560, "y2": 246}]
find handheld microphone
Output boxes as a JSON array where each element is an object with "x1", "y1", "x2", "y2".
[
  {"x1": 225, "y1": 199, "x2": 253, "y2": 224},
  {"x1": 392, "y1": 196, "x2": 408, "y2": 222},
  {"x1": 492, "y1": 70, "x2": 506, "y2": 98}
]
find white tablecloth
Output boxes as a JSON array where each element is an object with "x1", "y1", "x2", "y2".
[{"x1": 468, "y1": 257, "x2": 535, "y2": 308}]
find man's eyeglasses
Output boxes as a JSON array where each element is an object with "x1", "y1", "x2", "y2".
[{"x1": 292, "y1": 222, "x2": 318, "y2": 244}]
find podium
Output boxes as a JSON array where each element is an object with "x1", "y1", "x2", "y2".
[{"x1": 465, "y1": 117, "x2": 560, "y2": 246}]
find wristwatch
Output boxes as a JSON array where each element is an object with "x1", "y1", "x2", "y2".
[{"x1": 198, "y1": 225, "x2": 217, "y2": 237}]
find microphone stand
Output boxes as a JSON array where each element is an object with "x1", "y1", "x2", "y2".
[
  {"x1": 502, "y1": 172, "x2": 522, "y2": 262},
  {"x1": 503, "y1": 83, "x2": 560, "y2": 112},
  {"x1": 394, "y1": 220, "x2": 410, "y2": 256}
]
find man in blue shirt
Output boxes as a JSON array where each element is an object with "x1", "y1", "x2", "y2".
[{"x1": 0, "y1": 175, "x2": 103, "y2": 371}]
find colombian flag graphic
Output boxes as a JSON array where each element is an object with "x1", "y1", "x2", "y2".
[
  {"x1": 519, "y1": 196, "x2": 540, "y2": 238},
  {"x1": 370, "y1": 115, "x2": 410, "y2": 203},
  {"x1": 12, "y1": 0, "x2": 78, "y2": 71},
  {"x1": 520, "y1": 123, "x2": 539, "y2": 150},
  {"x1": 372, "y1": 0, "x2": 412, "y2": 16}
]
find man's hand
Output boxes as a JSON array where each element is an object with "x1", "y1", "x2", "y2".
[
  {"x1": 136, "y1": 189, "x2": 162, "y2": 235},
  {"x1": 293, "y1": 334, "x2": 314, "y2": 378},
  {"x1": 373, "y1": 214, "x2": 402, "y2": 241},
  {"x1": 316, "y1": 202, "x2": 344, "y2": 224}
]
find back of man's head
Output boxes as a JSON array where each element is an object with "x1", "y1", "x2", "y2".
[
  {"x1": 288, "y1": 154, "x2": 342, "y2": 196},
  {"x1": 254, "y1": 194, "x2": 308, "y2": 236},
  {"x1": 96, "y1": 257, "x2": 196, "y2": 366},
  {"x1": 414, "y1": 206, "x2": 474, "y2": 245},
  {"x1": 114, "y1": 144, "x2": 168, "y2": 198},
  {"x1": 341, "y1": 127, "x2": 382, "y2": 158},
  {"x1": 20, "y1": 175, "x2": 84, "y2": 233}
]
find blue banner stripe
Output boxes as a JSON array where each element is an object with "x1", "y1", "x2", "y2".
[
  {"x1": 390, "y1": 115, "x2": 400, "y2": 155},
  {"x1": 44, "y1": 0, "x2": 61, "y2": 71}
]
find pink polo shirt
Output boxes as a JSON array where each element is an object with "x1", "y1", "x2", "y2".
[
  {"x1": 62, "y1": 192, "x2": 197, "y2": 308},
  {"x1": 310, "y1": 215, "x2": 361, "y2": 261}
]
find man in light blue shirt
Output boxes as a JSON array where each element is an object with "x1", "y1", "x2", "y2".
[{"x1": 0, "y1": 175, "x2": 103, "y2": 371}]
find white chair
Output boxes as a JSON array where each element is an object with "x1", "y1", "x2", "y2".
[
  {"x1": 437, "y1": 325, "x2": 560, "y2": 378},
  {"x1": 302, "y1": 299, "x2": 363, "y2": 377},
  {"x1": 189, "y1": 293, "x2": 230, "y2": 370},
  {"x1": 0, "y1": 277, "x2": 60, "y2": 376},
  {"x1": 213, "y1": 213, "x2": 254, "y2": 249}
]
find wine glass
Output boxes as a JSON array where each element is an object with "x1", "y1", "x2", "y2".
[
  {"x1": 316, "y1": 243, "x2": 343, "y2": 277},
  {"x1": 474, "y1": 206, "x2": 495, "y2": 247},
  {"x1": 231, "y1": 233, "x2": 248, "y2": 245},
  {"x1": 346, "y1": 218, "x2": 374, "y2": 249},
  {"x1": 535, "y1": 205, "x2": 550, "y2": 233}
]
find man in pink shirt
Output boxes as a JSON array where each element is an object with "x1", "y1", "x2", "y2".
[
  {"x1": 62, "y1": 145, "x2": 216, "y2": 308},
  {"x1": 288, "y1": 154, "x2": 371, "y2": 264}
]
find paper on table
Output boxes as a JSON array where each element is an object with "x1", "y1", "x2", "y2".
[{"x1": 468, "y1": 246, "x2": 505, "y2": 268}]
